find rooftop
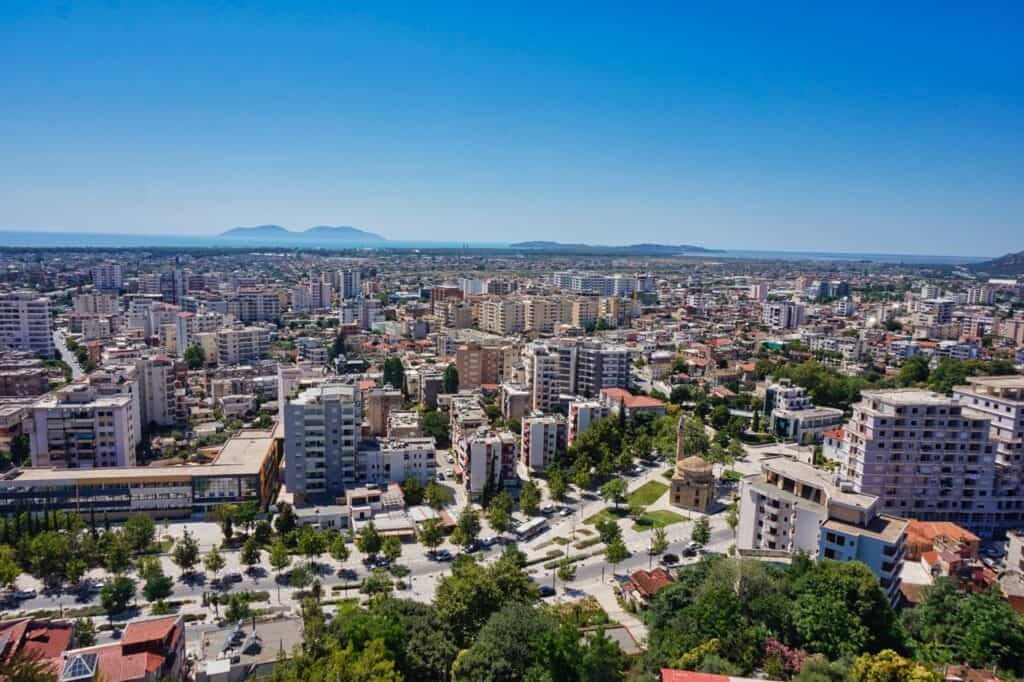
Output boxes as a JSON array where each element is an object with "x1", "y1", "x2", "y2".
[{"x1": 822, "y1": 513, "x2": 908, "y2": 544}]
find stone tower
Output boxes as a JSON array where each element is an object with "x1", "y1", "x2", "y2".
[{"x1": 670, "y1": 414, "x2": 714, "y2": 512}]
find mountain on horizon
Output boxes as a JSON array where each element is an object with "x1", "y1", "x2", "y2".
[
  {"x1": 971, "y1": 249, "x2": 1024, "y2": 276},
  {"x1": 220, "y1": 224, "x2": 386, "y2": 242}
]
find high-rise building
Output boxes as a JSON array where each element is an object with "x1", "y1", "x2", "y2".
[
  {"x1": 762, "y1": 301, "x2": 804, "y2": 330},
  {"x1": 364, "y1": 387, "x2": 403, "y2": 437},
  {"x1": 215, "y1": 327, "x2": 271, "y2": 365},
  {"x1": 340, "y1": 299, "x2": 384, "y2": 330},
  {"x1": 136, "y1": 356, "x2": 182, "y2": 427},
  {"x1": 479, "y1": 298, "x2": 525, "y2": 335},
  {"x1": 30, "y1": 383, "x2": 140, "y2": 468},
  {"x1": 0, "y1": 293, "x2": 54, "y2": 358},
  {"x1": 455, "y1": 342, "x2": 509, "y2": 388},
  {"x1": 283, "y1": 383, "x2": 361, "y2": 503},
  {"x1": 520, "y1": 413, "x2": 566, "y2": 473},
  {"x1": 90, "y1": 263, "x2": 124, "y2": 292},
  {"x1": 839, "y1": 389, "x2": 998, "y2": 536},
  {"x1": 567, "y1": 399, "x2": 609, "y2": 445},
  {"x1": 340, "y1": 268, "x2": 362, "y2": 299}
]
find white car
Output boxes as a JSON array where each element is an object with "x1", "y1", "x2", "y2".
[
  {"x1": 444, "y1": 468, "x2": 454, "y2": 476},
  {"x1": 14, "y1": 589, "x2": 36, "y2": 600}
]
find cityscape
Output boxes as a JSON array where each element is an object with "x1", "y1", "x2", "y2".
[{"x1": 2, "y1": 4, "x2": 1024, "y2": 682}]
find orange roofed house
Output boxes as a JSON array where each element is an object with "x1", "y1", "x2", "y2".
[
  {"x1": 0, "y1": 618, "x2": 75, "y2": 672},
  {"x1": 600, "y1": 388, "x2": 666, "y2": 418},
  {"x1": 59, "y1": 615, "x2": 184, "y2": 682}
]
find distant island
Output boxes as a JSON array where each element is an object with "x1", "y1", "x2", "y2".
[
  {"x1": 220, "y1": 225, "x2": 386, "y2": 243},
  {"x1": 971, "y1": 249, "x2": 1024, "y2": 277},
  {"x1": 510, "y1": 240, "x2": 719, "y2": 255}
]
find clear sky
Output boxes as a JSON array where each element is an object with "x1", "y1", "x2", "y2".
[{"x1": 1, "y1": 2, "x2": 1021, "y2": 255}]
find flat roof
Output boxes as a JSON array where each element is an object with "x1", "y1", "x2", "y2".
[
  {"x1": 212, "y1": 429, "x2": 275, "y2": 466},
  {"x1": 822, "y1": 513, "x2": 907, "y2": 544},
  {"x1": 962, "y1": 375, "x2": 1024, "y2": 389},
  {"x1": 760, "y1": 456, "x2": 877, "y2": 510},
  {"x1": 859, "y1": 388, "x2": 955, "y2": 406}
]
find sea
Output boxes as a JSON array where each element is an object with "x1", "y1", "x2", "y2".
[{"x1": 0, "y1": 230, "x2": 991, "y2": 266}]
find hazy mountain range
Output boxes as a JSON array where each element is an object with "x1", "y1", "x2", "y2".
[
  {"x1": 219, "y1": 225, "x2": 386, "y2": 242},
  {"x1": 971, "y1": 249, "x2": 1024, "y2": 276},
  {"x1": 510, "y1": 240, "x2": 718, "y2": 254}
]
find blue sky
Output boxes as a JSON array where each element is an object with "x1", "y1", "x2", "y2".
[{"x1": 1, "y1": 2, "x2": 1021, "y2": 255}]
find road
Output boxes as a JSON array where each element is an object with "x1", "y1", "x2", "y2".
[
  {"x1": 53, "y1": 329, "x2": 84, "y2": 379},
  {"x1": 3, "y1": 442, "x2": 769, "y2": 631}
]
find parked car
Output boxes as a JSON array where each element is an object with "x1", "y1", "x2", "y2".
[
  {"x1": 558, "y1": 507, "x2": 573, "y2": 517},
  {"x1": 481, "y1": 536, "x2": 498, "y2": 547},
  {"x1": 13, "y1": 589, "x2": 36, "y2": 600},
  {"x1": 660, "y1": 553, "x2": 680, "y2": 566},
  {"x1": 538, "y1": 585, "x2": 556, "y2": 598},
  {"x1": 541, "y1": 503, "x2": 556, "y2": 515},
  {"x1": 223, "y1": 572, "x2": 243, "y2": 583},
  {"x1": 431, "y1": 549, "x2": 454, "y2": 562}
]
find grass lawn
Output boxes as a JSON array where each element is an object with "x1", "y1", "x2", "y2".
[
  {"x1": 583, "y1": 507, "x2": 629, "y2": 525},
  {"x1": 631, "y1": 509, "x2": 687, "y2": 532},
  {"x1": 627, "y1": 480, "x2": 669, "y2": 507}
]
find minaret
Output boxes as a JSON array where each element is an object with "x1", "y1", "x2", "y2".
[{"x1": 675, "y1": 414, "x2": 686, "y2": 464}]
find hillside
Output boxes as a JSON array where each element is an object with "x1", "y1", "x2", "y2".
[
  {"x1": 220, "y1": 225, "x2": 385, "y2": 242},
  {"x1": 971, "y1": 249, "x2": 1024, "y2": 276}
]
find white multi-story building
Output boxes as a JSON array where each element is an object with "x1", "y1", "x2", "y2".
[
  {"x1": 136, "y1": 356, "x2": 181, "y2": 427},
  {"x1": 520, "y1": 413, "x2": 566, "y2": 473},
  {"x1": 522, "y1": 339, "x2": 630, "y2": 412},
  {"x1": 0, "y1": 293, "x2": 54, "y2": 358},
  {"x1": 30, "y1": 383, "x2": 140, "y2": 468},
  {"x1": 839, "y1": 389, "x2": 998, "y2": 536},
  {"x1": 175, "y1": 311, "x2": 226, "y2": 357},
  {"x1": 309, "y1": 274, "x2": 333, "y2": 310},
  {"x1": 73, "y1": 292, "x2": 119, "y2": 316},
  {"x1": 90, "y1": 263, "x2": 124, "y2": 292},
  {"x1": 457, "y1": 427, "x2": 517, "y2": 498},
  {"x1": 479, "y1": 298, "x2": 526, "y2": 335},
  {"x1": 567, "y1": 398, "x2": 609, "y2": 446},
  {"x1": 738, "y1": 456, "x2": 907, "y2": 604},
  {"x1": 340, "y1": 299, "x2": 384, "y2": 330},
  {"x1": 764, "y1": 380, "x2": 844, "y2": 444},
  {"x1": 362, "y1": 437, "x2": 437, "y2": 486},
  {"x1": 215, "y1": 326, "x2": 271, "y2": 365},
  {"x1": 458, "y1": 277, "x2": 485, "y2": 296},
  {"x1": 283, "y1": 383, "x2": 361, "y2": 503},
  {"x1": 340, "y1": 268, "x2": 362, "y2": 299},
  {"x1": 952, "y1": 376, "x2": 1024, "y2": 532},
  {"x1": 966, "y1": 286, "x2": 994, "y2": 306},
  {"x1": 762, "y1": 301, "x2": 804, "y2": 330},
  {"x1": 229, "y1": 289, "x2": 281, "y2": 323}
]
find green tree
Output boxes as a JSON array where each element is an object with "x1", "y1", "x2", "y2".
[
  {"x1": 850, "y1": 649, "x2": 941, "y2": 682},
  {"x1": 224, "y1": 593, "x2": 253, "y2": 623},
  {"x1": 691, "y1": 516, "x2": 711, "y2": 546},
  {"x1": 172, "y1": 529, "x2": 200, "y2": 575},
  {"x1": 684, "y1": 416, "x2": 711, "y2": 457},
  {"x1": 547, "y1": 468, "x2": 568, "y2": 502},
  {"x1": 100, "y1": 576, "x2": 136, "y2": 619},
  {"x1": 596, "y1": 517, "x2": 622, "y2": 545},
  {"x1": 241, "y1": 536, "x2": 262, "y2": 573},
  {"x1": 401, "y1": 477, "x2": 425, "y2": 506},
  {"x1": 651, "y1": 527, "x2": 669, "y2": 555},
  {"x1": 418, "y1": 518, "x2": 445, "y2": 552},
  {"x1": 0, "y1": 545, "x2": 21, "y2": 589},
  {"x1": 74, "y1": 617, "x2": 97, "y2": 647},
  {"x1": 137, "y1": 556, "x2": 163, "y2": 583},
  {"x1": 296, "y1": 526, "x2": 327, "y2": 567},
  {"x1": 362, "y1": 569, "x2": 395, "y2": 597},
  {"x1": 184, "y1": 343, "x2": 205, "y2": 369},
  {"x1": 105, "y1": 531, "x2": 133, "y2": 574},
  {"x1": 605, "y1": 537, "x2": 629, "y2": 572},
  {"x1": 897, "y1": 355, "x2": 930, "y2": 386},
  {"x1": 382, "y1": 535, "x2": 402, "y2": 563},
  {"x1": 520, "y1": 480, "x2": 541, "y2": 516},
  {"x1": 274, "y1": 502, "x2": 297, "y2": 535},
  {"x1": 556, "y1": 558, "x2": 577, "y2": 584},
  {"x1": 600, "y1": 478, "x2": 627, "y2": 509},
  {"x1": 382, "y1": 357, "x2": 405, "y2": 391},
  {"x1": 269, "y1": 539, "x2": 291, "y2": 578},
  {"x1": 443, "y1": 363, "x2": 459, "y2": 393},
  {"x1": 424, "y1": 481, "x2": 449, "y2": 510},
  {"x1": 574, "y1": 466, "x2": 593, "y2": 491},
  {"x1": 123, "y1": 514, "x2": 156, "y2": 554},
  {"x1": 204, "y1": 545, "x2": 226, "y2": 579},
  {"x1": 329, "y1": 533, "x2": 350, "y2": 564},
  {"x1": 143, "y1": 573, "x2": 174, "y2": 604},
  {"x1": 487, "y1": 491, "x2": 513, "y2": 533},
  {"x1": 421, "y1": 410, "x2": 451, "y2": 447},
  {"x1": 357, "y1": 522, "x2": 383, "y2": 559},
  {"x1": 456, "y1": 507, "x2": 481, "y2": 546}
]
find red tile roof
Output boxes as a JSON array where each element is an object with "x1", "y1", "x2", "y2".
[
  {"x1": 661, "y1": 671, "x2": 729, "y2": 682},
  {"x1": 120, "y1": 616, "x2": 178, "y2": 647},
  {"x1": 629, "y1": 568, "x2": 673, "y2": 599},
  {"x1": 0, "y1": 619, "x2": 74, "y2": 662}
]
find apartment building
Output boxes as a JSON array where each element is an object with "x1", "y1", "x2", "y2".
[
  {"x1": 500, "y1": 383, "x2": 530, "y2": 421},
  {"x1": 30, "y1": 383, "x2": 140, "y2": 468},
  {"x1": 0, "y1": 353, "x2": 48, "y2": 397},
  {"x1": 762, "y1": 301, "x2": 804, "y2": 330},
  {"x1": 174, "y1": 311, "x2": 226, "y2": 356},
  {"x1": 479, "y1": 298, "x2": 525, "y2": 335},
  {"x1": 72, "y1": 292, "x2": 118, "y2": 316},
  {"x1": 340, "y1": 268, "x2": 362, "y2": 299},
  {"x1": 309, "y1": 273, "x2": 333, "y2": 310},
  {"x1": 523, "y1": 297, "x2": 560, "y2": 333},
  {"x1": 524, "y1": 341, "x2": 576, "y2": 412},
  {"x1": 764, "y1": 380, "x2": 844, "y2": 444},
  {"x1": 340, "y1": 298, "x2": 384, "y2": 330},
  {"x1": 229, "y1": 289, "x2": 281, "y2": 322},
  {"x1": 839, "y1": 389, "x2": 998, "y2": 536},
  {"x1": 952, "y1": 376, "x2": 1024, "y2": 531},
  {"x1": 458, "y1": 427, "x2": 517, "y2": 498},
  {"x1": 567, "y1": 398, "x2": 609, "y2": 445},
  {"x1": 576, "y1": 342, "x2": 630, "y2": 397},
  {"x1": 455, "y1": 342, "x2": 509, "y2": 388},
  {"x1": 90, "y1": 262, "x2": 124, "y2": 291},
  {"x1": 215, "y1": 326, "x2": 271, "y2": 365},
  {"x1": 362, "y1": 437, "x2": 437, "y2": 486},
  {"x1": 364, "y1": 386, "x2": 403, "y2": 437},
  {"x1": 521, "y1": 413, "x2": 566, "y2": 473},
  {"x1": 136, "y1": 356, "x2": 184, "y2": 427},
  {"x1": 738, "y1": 456, "x2": 907, "y2": 604},
  {"x1": 0, "y1": 293, "x2": 54, "y2": 358},
  {"x1": 283, "y1": 383, "x2": 362, "y2": 503}
]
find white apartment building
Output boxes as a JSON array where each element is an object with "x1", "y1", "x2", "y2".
[
  {"x1": 309, "y1": 274, "x2": 333, "y2": 310},
  {"x1": 30, "y1": 383, "x2": 140, "y2": 468},
  {"x1": 479, "y1": 298, "x2": 526, "y2": 335},
  {"x1": 174, "y1": 311, "x2": 226, "y2": 357},
  {"x1": 215, "y1": 327, "x2": 271, "y2": 365},
  {"x1": 520, "y1": 413, "x2": 566, "y2": 473},
  {"x1": 136, "y1": 356, "x2": 181, "y2": 427},
  {"x1": 839, "y1": 389, "x2": 998, "y2": 536},
  {"x1": 229, "y1": 289, "x2": 281, "y2": 323},
  {"x1": 966, "y1": 286, "x2": 994, "y2": 306},
  {"x1": 340, "y1": 268, "x2": 362, "y2": 299},
  {"x1": 458, "y1": 428, "x2": 517, "y2": 498},
  {"x1": 362, "y1": 437, "x2": 437, "y2": 486},
  {"x1": 340, "y1": 299, "x2": 384, "y2": 330},
  {"x1": 90, "y1": 263, "x2": 124, "y2": 292},
  {"x1": 458, "y1": 277, "x2": 485, "y2": 296},
  {"x1": 283, "y1": 383, "x2": 361, "y2": 503},
  {"x1": 523, "y1": 297, "x2": 560, "y2": 333},
  {"x1": 73, "y1": 292, "x2": 119, "y2": 316},
  {"x1": 522, "y1": 339, "x2": 630, "y2": 412},
  {"x1": 0, "y1": 293, "x2": 54, "y2": 358},
  {"x1": 764, "y1": 380, "x2": 844, "y2": 444},
  {"x1": 738, "y1": 456, "x2": 907, "y2": 604},
  {"x1": 952, "y1": 376, "x2": 1024, "y2": 531},
  {"x1": 567, "y1": 399, "x2": 609, "y2": 445},
  {"x1": 762, "y1": 301, "x2": 805, "y2": 330}
]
